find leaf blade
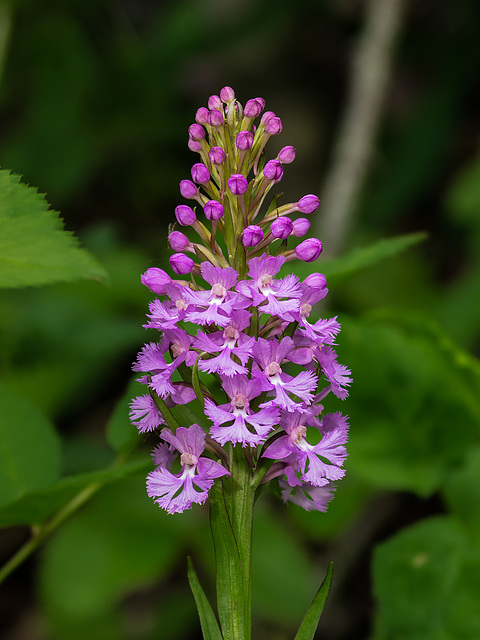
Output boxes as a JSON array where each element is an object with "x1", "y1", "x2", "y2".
[
  {"x1": 294, "y1": 562, "x2": 334, "y2": 640},
  {"x1": 187, "y1": 556, "x2": 223, "y2": 640}
]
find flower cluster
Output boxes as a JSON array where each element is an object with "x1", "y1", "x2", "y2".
[{"x1": 130, "y1": 87, "x2": 351, "y2": 514}]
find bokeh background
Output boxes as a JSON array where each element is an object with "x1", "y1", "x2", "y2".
[{"x1": 1, "y1": 0, "x2": 480, "y2": 638}]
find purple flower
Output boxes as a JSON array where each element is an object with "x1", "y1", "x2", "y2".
[
  {"x1": 168, "y1": 231, "x2": 191, "y2": 252},
  {"x1": 175, "y1": 205, "x2": 197, "y2": 226},
  {"x1": 208, "y1": 95, "x2": 222, "y2": 110},
  {"x1": 265, "y1": 116, "x2": 282, "y2": 135},
  {"x1": 183, "y1": 262, "x2": 245, "y2": 327},
  {"x1": 144, "y1": 283, "x2": 191, "y2": 330},
  {"x1": 244, "y1": 98, "x2": 265, "y2": 118},
  {"x1": 205, "y1": 375, "x2": 279, "y2": 446},
  {"x1": 237, "y1": 254, "x2": 302, "y2": 320},
  {"x1": 179, "y1": 180, "x2": 199, "y2": 200},
  {"x1": 195, "y1": 107, "x2": 209, "y2": 125},
  {"x1": 236, "y1": 131, "x2": 254, "y2": 151},
  {"x1": 252, "y1": 337, "x2": 317, "y2": 411},
  {"x1": 209, "y1": 146, "x2": 226, "y2": 164},
  {"x1": 141, "y1": 267, "x2": 172, "y2": 295},
  {"x1": 298, "y1": 194, "x2": 320, "y2": 214},
  {"x1": 220, "y1": 86, "x2": 235, "y2": 103},
  {"x1": 271, "y1": 217, "x2": 293, "y2": 240},
  {"x1": 278, "y1": 146, "x2": 296, "y2": 164},
  {"x1": 292, "y1": 218, "x2": 310, "y2": 237},
  {"x1": 296, "y1": 238, "x2": 322, "y2": 262},
  {"x1": 262, "y1": 411, "x2": 348, "y2": 485},
  {"x1": 204, "y1": 200, "x2": 224, "y2": 221},
  {"x1": 170, "y1": 253, "x2": 194, "y2": 275},
  {"x1": 228, "y1": 174, "x2": 248, "y2": 195},
  {"x1": 146, "y1": 423, "x2": 230, "y2": 514},
  {"x1": 191, "y1": 163, "x2": 210, "y2": 184},
  {"x1": 130, "y1": 384, "x2": 196, "y2": 433},
  {"x1": 279, "y1": 476, "x2": 336, "y2": 512},
  {"x1": 194, "y1": 310, "x2": 255, "y2": 376},
  {"x1": 188, "y1": 124, "x2": 205, "y2": 141},
  {"x1": 242, "y1": 225, "x2": 263, "y2": 248},
  {"x1": 263, "y1": 159, "x2": 283, "y2": 182},
  {"x1": 208, "y1": 109, "x2": 224, "y2": 127},
  {"x1": 315, "y1": 346, "x2": 353, "y2": 399}
]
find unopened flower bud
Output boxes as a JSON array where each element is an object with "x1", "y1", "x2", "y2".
[
  {"x1": 244, "y1": 98, "x2": 265, "y2": 118},
  {"x1": 265, "y1": 116, "x2": 283, "y2": 135},
  {"x1": 209, "y1": 146, "x2": 226, "y2": 164},
  {"x1": 195, "y1": 107, "x2": 209, "y2": 125},
  {"x1": 188, "y1": 139, "x2": 202, "y2": 153},
  {"x1": 298, "y1": 194, "x2": 320, "y2": 214},
  {"x1": 208, "y1": 95, "x2": 222, "y2": 110},
  {"x1": 168, "y1": 231, "x2": 191, "y2": 252},
  {"x1": 204, "y1": 200, "x2": 224, "y2": 221},
  {"x1": 304, "y1": 272, "x2": 327, "y2": 289},
  {"x1": 296, "y1": 238, "x2": 323, "y2": 262},
  {"x1": 179, "y1": 180, "x2": 199, "y2": 200},
  {"x1": 236, "y1": 131, "x2": 254, "y2": 151},
  {"x1": 261, "y1": 111, "x2": 275, "y2": 125},
  {"x1": 242, "y1": 225, "x2": 263, "y2": 247},
  {"x1": 141, "y1": 267, "x2": 172, "y2": 295},
  {"x1": 220, "y1": 86, "x2": 235, "y2": 103},
  {"x1": 208, "y1": 109, "x2": 224, "y2": 127},
  {"x1": 271, "y1": 217, "x2": 293, "y2": 239},
  {"x1": 228, "y1": 174, "x2": 248, "y2": 195},
  {"x1": 175, "y1": 204, "x2": 196, "y2": 226},
  {"x1": 191, "y1": 163, "x2": 210, "y2": 184},
  {"x1": 263, "y1": 159, "x2": 283, "y2": 182},
  {"x1": 292, "y1": 217, "x2": 311, "y2": 237},
  {"x1": 278, "y1": 146, "x2": 296, "y2": 164},
  {"x1": 188, "y1": 124, "x2": 205, "y2": 141},
  {"x1": 170, "y1": 253, "x2": 194, "y2": 275}
]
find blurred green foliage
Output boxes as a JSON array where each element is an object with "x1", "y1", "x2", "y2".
[{"x1": 1, "y1": 1, "x2": 480, "y2": 639}]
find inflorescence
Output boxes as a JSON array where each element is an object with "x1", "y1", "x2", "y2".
[{"x1": 130, "y1": 87, "x2": 351, "y2": 514}]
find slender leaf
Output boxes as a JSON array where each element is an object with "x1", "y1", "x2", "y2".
[
  {"x1": 187, "y1": 556, "x2": 223, "y2": 640},
  {"x1": 293, "y1": 562, "x2": 333, "y2": 640},
  {"x1": 0, "y1": 169, "x2": 108, "y2": 288}
]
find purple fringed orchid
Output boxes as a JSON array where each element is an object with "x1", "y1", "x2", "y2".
[{"x1": 146, "y1": 423, "x2": 230, "y2": 514}]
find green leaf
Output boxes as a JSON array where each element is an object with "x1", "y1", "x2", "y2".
[
  {"x1": 187, "y1": 556, "x2": 223, "y2": 640},
  {"x1": 0, "y1": 169, "x2": 108, "y2": 288},
  {"x1": 209, "y1": 480, "x2": 246, "y2": 640},
  {"x1": 372, "y1": 516, "x2": 480, "y2": 640},
  {"x1": 0, "y1": 457, "x2": 151, "y2": 527},
  {"x1": 293, "y1": 562, "x2": 333, "y2": 640},
  {"x1": 320, "y1": 232, "x2": 428, "y2": 282},
  {"x1": 0, "y1": 383, "x2": 61, "y2": 508}
]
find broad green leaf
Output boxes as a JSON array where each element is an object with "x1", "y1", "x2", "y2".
[
  {"x1": 0, "y1": 169, "x2": 108, "y2": 288},
  {"x1": 294, "y1": 562, "x2": 333, "y2": 640},
  {"x1": 444, "y1": 445, "x2": 480, "y2": 536},
  {"x1": 372, "y1": 516, "x2": 480, "y2": 640},
  {"x1": 0, "y1": 457, "x2": 151, "y2": 527},
  {"x1": 0, "y1": 383, "x2": 61, "y2": 508},
  {"x1": 209, "y1": 480, "x2": 246, "y2": 640},
  {"x1": 187, "y1": 557, "x2": 223, "y2": 640}
]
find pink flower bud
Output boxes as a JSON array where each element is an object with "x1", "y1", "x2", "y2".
[
  {"x1": 242, "y1": 225, "x2": 263, "y2": 247},
  {"x1": 175, "y1": 204, "x2": 196, "y2": 226},
  {"x1": 304, "y1": 272, "x2": 327, "y2": 289},
  {"x1": 191, "y1": 163, "x2": 210, "y2": 184},
  {"x1": 265, "y1": 116, "x2": 283, "y2": 135},
  {"x1": 195, "y1": 107, "x2": 209, "y2": 125},
  {"x1": 220, "y1": 86, "x2": 235, "y2": 103},
  {"x1": 168, "y1": 231, "x2": 191, "y2": 252},
  {"x1": 204, "y1": 200, "x2": 224, "y2": 221},
  {"x1": 296, "y1": 238, "x2": 323, "y2": 262},
  {"x1": 228, "y1": 174, "x2": 248, "y2": 195},
  {"x1": 179, "y1": 180, "x2": 199, "y2": 199},
  {"x1": 292, "y1": 217, "x2": 311, "y2": 237},
  {"x1": 208, "y1": 95, "x2": 222, "y2": 110},
  {"x1": 271, "y1": 217, "x2": 293, "y2": 239},
  {"x1": 298, "y1": 194, "x2": 320, "y2": 214},
  {"x1": 141, "y1": 267, "x2": 172, "y2": 295},
  {"x1": 208, "y1": 109, "x2": 224, "y2": 127},
  {"x1": 263, "y1": 159, "x2": 283, "y2": 182},
  {"x1": 278, "y1": 146, "x2": 296, "y2": 164},
  {"x1": 188, "y1": 139, "x2": 202, "y2": 153},
  {"x1": 208, "y1": 146, "x2": 226, "y2": 164},
  {"x1": 261, "y1": 111, "x2": 275, "y2": 125},
  {"x1": 188, "y1": 124, "x2": 205, "y2": 141},
  {"x1": 236, "y1": 130, "x2": 254, "y2": 151},
  {"x1": 244, "y1": 98, "x2": 265, "y2": 118},
  {"x1": 170, "y1": 253, "x2": 194, "y2": 275}
]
